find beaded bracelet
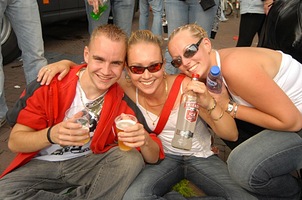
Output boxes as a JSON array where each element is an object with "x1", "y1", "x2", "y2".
[
  {"x1": 212, "y1": 109, "x2": 225, "y2": 121},
  {"x1": 207, "y1": 97, "x2": 217, "y2": 114},
  {"x1": 47, "y1": 126, "x2": 55, "y2": 144}
]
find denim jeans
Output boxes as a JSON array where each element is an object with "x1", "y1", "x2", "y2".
[
  {"x1": 164, "y1": 0, "x2": 219, "y2": 74},
  {"x1": 123, "y1": 154, "x2": 257, "y2": 200},
  {"x1": 0, "y1": 66, "x2": 8, "y2": 119},
  {"x1": 139, "y1": 0, "x2": 163, "y2": 37},
  {"x1": 227, "y1": 129, "x2": 302, "y2": 199},
  {"x1": 85, "y1": 0, "x2": 135, "y2": 36},
  {"x1": 0, "y1": 147, "x2": 144, "y2": 199},
  {"x1": 0, "y1": 0, "x2": 47, "y2": 119}
]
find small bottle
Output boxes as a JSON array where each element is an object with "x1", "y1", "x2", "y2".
[
  {"x1": 90, "y1": 1, "x2": 108, "y2": 21},
  {"x1": 206, "y1": 65, "x2": 222, "y2": 94},
  {"x1": 171, "y1": 74, "x2": 200, "y2": 150}
]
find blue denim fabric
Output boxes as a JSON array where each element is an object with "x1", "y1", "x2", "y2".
[
  {"x1": 164, "y1": 0, "x2": 219, "y2": 74},
  {"x1": 0, "y1": 148, "x2": 144, "y2": 199},
  {"x1": 85, "y1": 0, "x2": 135, "y2": 36},
  {"x1": 139, "y1": 0, "x2": 163, "y2": 37},
  {"x1": 228, "y1": 129, "x2": 302, "y2": 199},
  {"x1": 0, "y1": 64, "x2": 8, "y2": 119},
  {"x1": 0, "y1": 0, "x2": 47, "y2": 119},
  {"x1": 123, "y1": 154, "x2": 257, "y2": 200}
]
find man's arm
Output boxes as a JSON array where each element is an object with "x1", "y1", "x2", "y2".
[{"x1": 8, "y1": 120, "x2": 91, "y2": 153}]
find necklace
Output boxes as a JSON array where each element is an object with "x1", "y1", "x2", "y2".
[
  {"x1": 144, "y1": 78, "x2": 168, "y2": 126},
  {"x1": 78, "y1": 69, "x2": 106, "y2": 121}
]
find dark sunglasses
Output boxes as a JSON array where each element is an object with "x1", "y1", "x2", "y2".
[
  {"x1": 171, "y1": 37, "x2": 203, "y2": 68},
  {"x1": 128, "y1": 62, "x2": 163, "y2": 74}
]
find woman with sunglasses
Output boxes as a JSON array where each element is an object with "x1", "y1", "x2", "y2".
[
  {"x1": 167, "y1": 23, "x2": 302, "y2": 199},
  {"x1": 37, "y1": 30, "x2": 256, "y2": 199}
]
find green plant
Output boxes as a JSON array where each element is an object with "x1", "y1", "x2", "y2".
[{"x1": 172, "y1": 179, "x2": 196, "y2": 198}]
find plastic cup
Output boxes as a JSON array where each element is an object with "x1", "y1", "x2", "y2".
[{"x1": 114, "y1": 114, "x2": 137, "y2": 151}]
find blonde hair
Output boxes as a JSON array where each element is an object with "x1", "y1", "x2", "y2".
[
  {"x1": 168, "y1": 23, "x2": 208, "y2": 43},
  {"x1": 90, "y1": 24, "x2": 128, "y2": 48},
  {"x1": 127, "y1": 30, "x2": 163, "y2": 61}
]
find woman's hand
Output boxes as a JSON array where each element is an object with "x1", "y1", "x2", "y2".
[
  {"x1": 185, "y1": 80, "x2": 215, "y2": 110},
  {"x1": 118, "y1": 123, "x2": 150, "y2": 148},
  {"x1": 37, "y1": 60, "x2": 76, "y2": 85},
  {"x1": 209, "y1": 83, "x2": 230, "y2": 111}
]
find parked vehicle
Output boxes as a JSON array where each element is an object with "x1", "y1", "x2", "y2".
[{"x1": 1, "y1": 0, "x2": 86, "y2": 65}]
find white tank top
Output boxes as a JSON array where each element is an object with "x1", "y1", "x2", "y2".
[
  {"x1": 135, "y1": 86, "x2": 213, "y2": 158},
  {"x1": 216, "y1": 50, "x2": 302, "y2": 113}
]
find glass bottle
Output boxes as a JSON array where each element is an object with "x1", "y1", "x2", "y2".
[
  {"x1": 171, "y1": 74, "x2": 200, "y2": 150},
  {"x1": 206, "y1": 65, "x2": 222, "y2": 94},
  {"x1": 90, "y1": 1, "x2": 108, "y2": 21}
]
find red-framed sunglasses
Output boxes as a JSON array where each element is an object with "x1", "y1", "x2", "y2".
[
  {"x1": 128, "y1": 62, "x2": 163, "y2": 74},
  {"x1": 171, "y1": 37, "x2": 203, "y2": 68}
]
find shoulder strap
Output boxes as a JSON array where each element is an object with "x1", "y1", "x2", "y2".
[{"x1": 153, "y1": 74, "x2": 186, "y2": 134}]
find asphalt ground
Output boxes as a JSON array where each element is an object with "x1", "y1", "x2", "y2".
[{"x1": 0, "y1": 11, "x2": 247, "y2": 174}]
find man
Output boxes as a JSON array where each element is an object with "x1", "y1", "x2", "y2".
[
  {"x1": 0, "y1": 24, "x2": 163, "y2": 199},
  {"x1": 0, "y1": 0, "x2": 48, "y2": 128}
]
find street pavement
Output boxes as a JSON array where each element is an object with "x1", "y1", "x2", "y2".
[{"x1": 0, "y1": 12, "x2": 246, "y2": 174}]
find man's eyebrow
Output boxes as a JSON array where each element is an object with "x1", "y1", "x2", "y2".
[{"x1": 92, "y1": 55, "x2": 105, "y2": 61}]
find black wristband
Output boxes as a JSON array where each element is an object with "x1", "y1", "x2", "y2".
[{"x1": 47, "y1": 126, "x2": 55, "y2": 144}]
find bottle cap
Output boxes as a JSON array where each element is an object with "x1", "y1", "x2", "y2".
[
  {"x1": 192, "y1": 74, "x2": 200, "y2": 79},
  {"x1": 210, "y1": 66, "x2": 220, "y2": 76}
]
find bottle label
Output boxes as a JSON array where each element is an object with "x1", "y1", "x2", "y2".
[
  {"x1": 185, "y1": 102, "x2": 199, "y2": 123},
  {"x1": 207, "y1": 78, "x2": 218, "y2": 87}
]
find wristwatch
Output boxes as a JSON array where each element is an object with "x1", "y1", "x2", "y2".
[{"x1": 226, "y1": 101, "x2": 235, "y2": 114}]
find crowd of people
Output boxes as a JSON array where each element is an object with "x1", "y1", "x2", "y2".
[{"x1": 1, "y1": 0, "x2": 302, "y2": 199}]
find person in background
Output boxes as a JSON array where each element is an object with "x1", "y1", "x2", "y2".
[
  {"x1": 0, "y1": 0, "x2": 48, "y2": 128},
  {"x1": 236, "y1": 0, "x2": 266, "y2": 47},
  {"x1": 167, "y1": 23, "x2": 302, "y2": 199},
  {"x1": 258, "y1": 0, "x2": 302, "y2": 63},
  {"x1": 37, "y1": 29, "x2": 257, "y2": 199},
  {"x1": 0, "y1": 24, "x2": 164, "y2": 199},
  {"x1": 164, "y1": 0, "x2": 219, "y2": 75},
  {"x1": 139, "y1": 0, "x2": 163, "y2": 38},
  {"x1": 219, "y1": 0, "x2": 228, "y2": 22},
  {"x1": 85, "y1": 0, "x2": 135, "y2": 36}
]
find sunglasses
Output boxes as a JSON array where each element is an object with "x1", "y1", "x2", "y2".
[
  {"x1": 128, "y1": 62, "x2": 163, "y2": 74},
  {"x1": 171, "y1": 37, "x2": 203, "y2": 68}
]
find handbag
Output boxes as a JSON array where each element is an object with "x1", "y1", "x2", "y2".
[{"x1": 199, "y1": 0, "x2": 216, "y2": 11}]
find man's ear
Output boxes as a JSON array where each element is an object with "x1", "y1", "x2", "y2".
[{"x1": 83, "y1": 46, "x2": 89, "y2": 63}]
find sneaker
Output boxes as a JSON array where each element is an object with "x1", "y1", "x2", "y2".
[
  {"x1": 0, "y1": 118, "x2": 6, "y2": 128},
  {"x1": 219, "y1": 18, "x2": 228, "y2": 22}
]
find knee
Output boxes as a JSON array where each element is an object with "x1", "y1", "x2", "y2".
[{"x1": 120, "y1": 149, "x2": 145, "y2": 173}]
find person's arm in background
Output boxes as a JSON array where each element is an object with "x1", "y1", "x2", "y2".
[{"x1": 262, "y1": 0, "x2": 274, "y2": 15}]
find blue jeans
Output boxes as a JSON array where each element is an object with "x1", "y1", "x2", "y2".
[
  {"x1": 164, "y1": 0, "x2": 219, "y2": 74},
  {"x1": 85, "y1": 0, "x2": 135, "y2": 36},
  {"x1": 123, "y1": 154, "x2": 257, "y2": 200},
  {"x1": 0, "y1": 147, "x2": 144, "y2": 199},
  {"x1": 0, "y1": 0, "x2": 47, "y2": 119},
  {"x1": 227, "y1": 129, "x2": 302, "y2": 199},
  {"x1": 139, "y1": 0, "x2": 163, "y2": 37}
]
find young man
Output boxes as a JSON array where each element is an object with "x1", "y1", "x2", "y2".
[{"x1": 0, "y1": 24, "x2": 163, "y2": 199}]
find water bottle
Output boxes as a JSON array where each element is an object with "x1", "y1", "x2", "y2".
[
  {"x1": 171, "y1": 74, "x2": 200, "y2": 150},
  {"x1": 90, "y1": 1, "x2": 108, "y2": 20},
  {"x1": 206, "y1": 66, "x2": 222, "y2": 94}
]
